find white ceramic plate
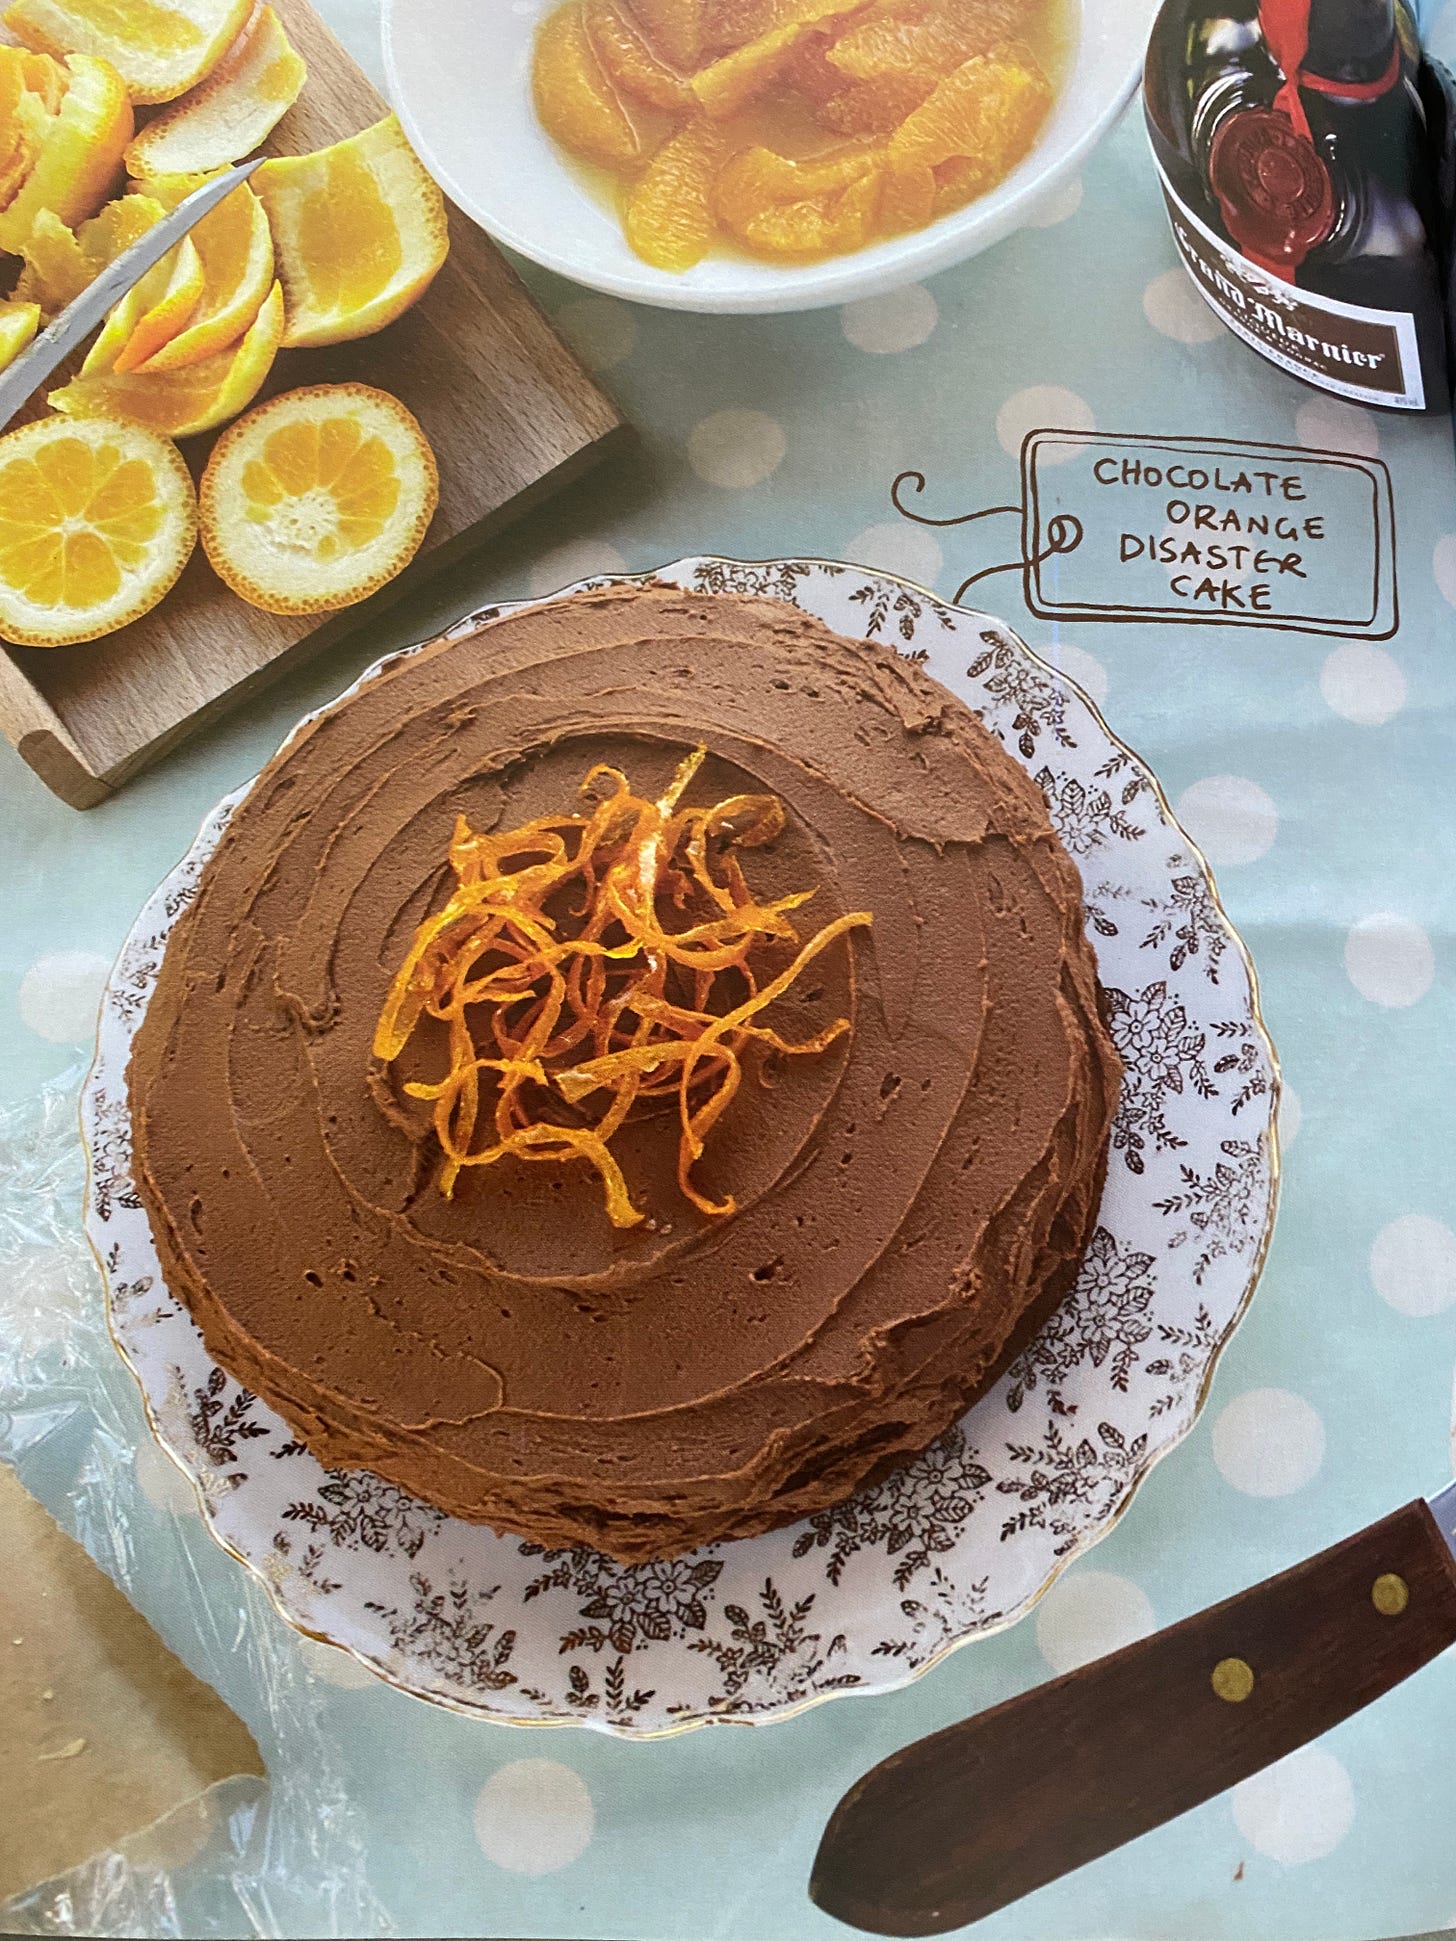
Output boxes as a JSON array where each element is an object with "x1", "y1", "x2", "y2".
[
  {"x1": 381, "y1": 0, "x2": 1159, "y2": 313},
  {"x1": 86, "y1": 557, "x2": 1278, "y2": 1737}
]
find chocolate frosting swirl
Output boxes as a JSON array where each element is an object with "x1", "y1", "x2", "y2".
[{"x1": 129, "y1": 586, "x2": 1120, "y2": 1561}]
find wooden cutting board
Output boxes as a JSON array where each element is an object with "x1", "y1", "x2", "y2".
[{"x1": 0, "y1": 0, "x2": 627, "y2": 809}]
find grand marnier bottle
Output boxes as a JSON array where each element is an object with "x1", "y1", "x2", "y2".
[{"x1": 1145, "y1": 0, "x2": 1452, "y2": 412}]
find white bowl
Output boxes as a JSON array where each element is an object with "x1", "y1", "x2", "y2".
[{"x1": 381, "y1": 0, "x2": 1159, "y2": 314}]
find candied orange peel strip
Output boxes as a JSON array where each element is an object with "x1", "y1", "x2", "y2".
[{"x1": 372, "y1": 747, "x2": 872, "y2": 1225}]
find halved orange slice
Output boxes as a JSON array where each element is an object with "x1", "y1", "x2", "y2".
[
  {"x1": 0, "y1": 302, "x2": 41, "y2": 374},
  {"x1": 626, "y1": 118, "x2": 727, "y2": 270},
  {"x1": 199, "y1": 383, "x2": 438, "y2": 614},
  {"x1": 254, "y1": 116, "x2": 450, "y2": 349},
  {"x1": 124, "y1": 3, "x2": 305, "y2": 176},
  {"x1": 50, "y1": 277, "x2": 284, "y2": 438},
  {"x1": 690, "y1": 0, "x2": 861, "y2": 115},
  {"x1": 886, "y1": 43, "x2": 1050, "y2": 177},
  {"x1": 4, "y1": 0, "x2": 255, "y2": 104},
  {"x1": 0, "y1": 53, "x2": 133, "y2": 253},
  {"x1": 15, "y1": 193, "x2": 166, "y2": 314},
  {"x1": 127, "y1": 174, "x2": 275, "y2": 370},
  {"x1": 583, "y1": 0, "x2": 691, "y2": 110},
  {"x1": 533, "y1": 3, "x2": 643, "y2": 168},
  {"x1": 0, "y1": 416, "x2": 197, "y2": 647},
  {"x1": 109, "y1": 234, "x2": 206, "y2": 373}
]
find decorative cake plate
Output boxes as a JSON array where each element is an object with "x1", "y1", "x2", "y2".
[{"x1": 84, "y1": 558, "x2": 1279, "y2": 1737}]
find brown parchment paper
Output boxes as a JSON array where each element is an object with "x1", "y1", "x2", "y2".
[{"x1": 0, "y1": 1461, "x2": 265, "y2": 1905}]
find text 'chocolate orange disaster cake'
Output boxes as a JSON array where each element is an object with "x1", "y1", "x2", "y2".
[{"x1": 128, "y1": 584, "x2": 1121, "y2": 1562}]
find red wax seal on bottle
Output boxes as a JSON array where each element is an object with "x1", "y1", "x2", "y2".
[{"x1": 1209, "y1": 106, "x2": 1336, "y2": 269}]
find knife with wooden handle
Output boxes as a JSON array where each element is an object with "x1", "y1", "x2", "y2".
[{"x1": 810, "y1": 1481, "x2": 1456, "y2": 1936}]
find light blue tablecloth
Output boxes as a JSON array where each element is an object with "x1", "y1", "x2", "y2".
[{"x1": 4, "y1": 6, "x2": 1456, "y2": 1935}]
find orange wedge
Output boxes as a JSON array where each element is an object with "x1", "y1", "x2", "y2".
[
  {"x1": 0, "y1": 416, "x2": 197, "y2": 647},
  {"x1": 532, "y1": 4, "x2": 643, "y2": 168},
  {"x1": 886, "y1": 44, "x2": 1050, "y2": 176},
  {"x1": 198, "y1": 383, "x2": 438, "y2": 613},
  {"x1": 690, "y1": 0, "x2": 862, "y2": 115},
  {"x1": 110, "y1": 233, "x2": 206, "y2": 372},
  {"x1": 583, "y1": 0, "x2": 692, "y2": 110},
  {"x1": 0, "y1": 302, "x2": 41, "y2": 374},
  {"x1": 626, "y1": 119, "x2": 728, "y2": 270},
  {"x1": 254, "y1": 116, "x2": 450, "y2": 349},
  {"x1": 14, "y1": 193, "x2": 166, "y2": 314},
  {"x1": 4, "y1": 0, "x2": 255, "y2": 104},
  {"x1": 124, "y1": 173, "x2": 275, "y2": 370},
  {"x1": 51, "y1": 277, "x2": 284, "y2": 438},
  {"x1": 0, "y1": 53, "x2": 133, "y2": 253},
  {"x1": 124, "y1": 3, "x2": 305, "y2": 175}
]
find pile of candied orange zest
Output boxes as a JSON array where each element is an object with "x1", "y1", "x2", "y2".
[{"x1": 372, "y1": 746, "x2": 872, "y2": 1226}]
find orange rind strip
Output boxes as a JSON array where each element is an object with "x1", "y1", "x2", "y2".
[{"x1": 372, "y1": 747, "x2": 872, "y2": 1225}]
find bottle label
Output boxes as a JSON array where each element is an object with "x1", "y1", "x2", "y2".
[{"x1": 1152, "y1": 157, "x2": 1426, "y2": 411}]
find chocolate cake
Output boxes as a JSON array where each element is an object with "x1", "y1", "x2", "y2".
[{"x1": 128, "y1": 584, "x2": 1121, "y2": 1562}]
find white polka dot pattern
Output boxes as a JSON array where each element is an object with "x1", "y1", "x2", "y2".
[
  {"x1": 1295, "y1": 399, "x2": 1380, "y2": 459},
  {"x1": 1025, "y1": 174, "x2": 1083, "y2": 227},
  {"x1": 18, "y1": 950, "x2": 111, "y2": 1046},
  {"x1": 527, "y1": 539, "x2": 628, "y2": 597},
  {"x1": 842, "y1": 520, "x2": 942, "y2": 588},
  {"x1": 1344, "y1": 915, "x2": 1434, "y2": 1009},
  {"x1": 1212, "y1": 1388, "x2": 1325, "y2": 1497},
  {"x1": 473, "y1": 1760, "x2": 595, "y2": 1875},
  {"x1": 840, "y1": 285, "x2": 938, "y2": 355},
  {"x1": 1231, "y1": 1747, "x2": 1355, "y2": 1864},
  {"x1": 1035, "y1": 1569, "x2": 1154, "y2": 1675},
  {"x1": 1175, "y1": 775, "x2": 1277, "y2": 867},
  {"x1": 995, "y1": 386, "x2": 1094, "y2": 462},
  {"x1": 1142, "y1": 269, "x2": 1222, "y2": 344},
  {"x1": 1370, "y1": 1214, "x2": 1456, "y2": 1317},
  {"x1": 687, "y1": 409, "x2": 787, "y2": 489},
  {"x1": 554, "y1": 297, "x2": 639, "y2": 372},
  {"x1": 1319, "y1": 644, "x2": 1406, "y2": 726}
]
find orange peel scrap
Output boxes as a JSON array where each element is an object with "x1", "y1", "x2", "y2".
[{"x1": 373, "y1": 747, "x2": 872, "y2": 1225}]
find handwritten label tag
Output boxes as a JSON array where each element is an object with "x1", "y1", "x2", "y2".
[{"x1": 1021, "y1": 430, "x2": 1396, "y2": 637}]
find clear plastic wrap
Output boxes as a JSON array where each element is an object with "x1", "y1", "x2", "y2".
[{"x1": 0, "y1": 1072, "x2": 392, "y2": 1939}]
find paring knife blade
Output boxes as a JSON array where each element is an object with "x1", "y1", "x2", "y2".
[
  {"x1": 811, "y1": 1480, "x2": 1456, "y2": 1936},
  {"x1": 0, "y1": 160, "x2": 262, "y2": 433}
]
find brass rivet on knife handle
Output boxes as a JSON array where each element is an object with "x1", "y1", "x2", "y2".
[
  {"x1": 1210, "y1": 1656, "x2": 1255, "y2": 1702},
  {"x1": 1372, "y1": 1572, "x2": 1410, "y2": 1616}
]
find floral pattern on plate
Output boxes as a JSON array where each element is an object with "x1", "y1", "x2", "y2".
[{"x1": 83, "y1": 557, "x2": 1279, "y2": 1736}]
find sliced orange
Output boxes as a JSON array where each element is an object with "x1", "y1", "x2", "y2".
[
  {"x1": 532, "y1": 4, "x2": 643, "y2": 168},
  {"x1": 0, "y1": 54, "x2": 133, "y2": 253},
  {"x1": 715, "y1": 143, "x2": 882, "y2": 256},
  {"x1": 0, "y1": 416, "x2": 197, "y2": 647},
  {"x1": 626, "y1": 117, "x2": 727, "y2": 270},
  {"x1": 125, "y1": 173, "x2": 274, "y2": 370},
  {"x1": 583, "y1": 0, "x2": 692, "y2": 110},
  {"x1": 625, "y1": 0, "x2": 705, "y2": 67},
  {"x1": 17, "y1": 45, "x2": 69, "y2": 109},
  {"x1": 4, "y1": 0, "x2": 256, "y2": 104},
  {"x1": 14, "y1": 193, "x2": 166, "y2": 314},
  {"x1": 198, "y1": 383, "x2": 438, "y2": 614},
  {"x1": 108, "y1": 233, "x2": 206, "y2": 372},
  {"x1": 817, "y1": 66, "x2": 939, "y2": 134},
  {"x1": 51, "y1": 277, "x2": 284, "y2": 438},
  {"x1": 254, "y1": 116, "x2": 450, "y2": 349},
  {"x1": 827, "y1": 0, "x2": 1020, "y2": 76},
  {"x1": 877, "y1": 157, "x2": 934, "y2": 228},
  {"x1": 0, "y1": 302, "x2": 41, "y2": 374},
  {"x1": 691, "y1": 0, "x2": 862, "y2": 117},
  {"x1": 886, "y1": 42, "x2": 1050, "y2": 178},
  {"x1": 124, "y1": 3, "x2": 305, "y2": 176}
]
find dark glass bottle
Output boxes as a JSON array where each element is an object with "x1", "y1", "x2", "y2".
[{"x1": 1145, "y1": 0, "x2": 1451, "y2": 412}]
